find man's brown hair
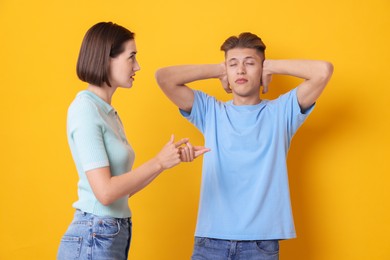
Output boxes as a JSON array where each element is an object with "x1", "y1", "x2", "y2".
[{"x1": 220, "y1": 32, "x2": 266, "y2": 59}]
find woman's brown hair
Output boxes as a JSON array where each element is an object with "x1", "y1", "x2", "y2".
[{"x1": 76, "y1": 22, "x2": 135, "y2": 87}]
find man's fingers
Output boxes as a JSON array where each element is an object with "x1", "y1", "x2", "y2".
[
  {"x1": 223, "y1": 82, "x2": 232, "y2": 93},
  {"x1": 262, "y1": 84, "x2": 268, "y2": 94}
]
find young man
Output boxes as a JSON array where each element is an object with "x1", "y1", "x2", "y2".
[{"x1": 155, "y1": 32, "x2": 333, "y2": 260}]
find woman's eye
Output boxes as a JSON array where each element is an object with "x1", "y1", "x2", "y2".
[{"x1": 229, "y1": 64, "x2": 237, "y2": 67}]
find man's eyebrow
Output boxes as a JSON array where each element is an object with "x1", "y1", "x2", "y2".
[
  {"x1": 227, "y1": 58, "x2": 238, "y2": 62},
  {"x1": 227, "y1": 56, "x2": 256, "y2": 62}
]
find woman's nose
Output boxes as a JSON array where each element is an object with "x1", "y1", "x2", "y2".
[{"x1": 134, "y1": 60, "x2": 141, "y2": 71}]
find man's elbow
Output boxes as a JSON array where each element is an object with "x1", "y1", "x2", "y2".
[
  {"x1": 155, "y1": 69, "x2": 168, "y2": 89},
  {"x1": 320, "y1": 61, "x2": 334, "y2": 83}
]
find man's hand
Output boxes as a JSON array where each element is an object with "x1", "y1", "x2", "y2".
[
  {"x1": 261, "y1": 59, "x2": 272, "y2": 94},
  {"x1": 219, "y1": 62, "x2": 232, "y2": 93}
]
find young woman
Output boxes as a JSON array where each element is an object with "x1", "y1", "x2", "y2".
[{"x1": 57, "y1": 22, "x2": 209, "y2": 260}]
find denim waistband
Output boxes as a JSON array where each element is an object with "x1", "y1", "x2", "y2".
[{"x1": 75, "y1": 209, "x2": 131, "y2": 224}]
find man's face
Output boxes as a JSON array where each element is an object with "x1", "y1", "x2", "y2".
[{"x1": 225, "y1": 48, "x2": 263, "y2": 98}]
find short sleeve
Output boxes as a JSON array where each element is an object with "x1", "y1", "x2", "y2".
[
  {"x1": 275, "y1": 88, "x2": 315, "y2": 138},
  {"x1": 179, "y1": 90, "x2": 216, "y2": 133},
  {"x1": 67, "y1": 98, "x2": 109, "y2": 172}
]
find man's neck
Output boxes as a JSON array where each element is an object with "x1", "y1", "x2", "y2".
[{"x1": 232, "y1": 95, "x2": 261, "y2": 106}]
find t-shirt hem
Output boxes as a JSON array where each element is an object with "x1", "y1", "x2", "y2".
[
  {"x1": 194, "y1": 232, "x2": 297, "y2": 241},
  {"x1": 83, "y1": 161, "x2": 110, "y2": 172},
  {"x1": 72, "y1": 203, "x2": 131, "y2": 219}
]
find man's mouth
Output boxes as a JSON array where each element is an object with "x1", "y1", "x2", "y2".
[{"x1": 235, "y1": 78, "x2": 248, "y2": 84}]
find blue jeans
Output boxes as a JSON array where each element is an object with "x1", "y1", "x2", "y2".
[
  {"x1": 57, "y1": 210, "x2": 132, "y2": 260},
  {"x1": 191, "y1": 237, "x2": 279, "y2": 260}
]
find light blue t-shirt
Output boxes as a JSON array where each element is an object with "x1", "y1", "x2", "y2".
[
  {"x1": 180, "y1": 88, "x2": 314, "y2": 240},
  {"x1": 67, "y1": 90, "x2": 135, "y2": 218}
]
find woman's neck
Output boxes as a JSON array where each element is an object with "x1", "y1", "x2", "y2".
[{"x1": 87, "y1": 84, "x2": 116, "y2": 104}]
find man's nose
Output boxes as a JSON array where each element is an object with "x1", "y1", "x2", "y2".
[{"x1": 237, "y1": 64, "x2": 246, "y2": 74}]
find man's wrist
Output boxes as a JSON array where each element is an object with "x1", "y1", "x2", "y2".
[
  {"x1": 217, "y1": 63, "x2": 226, "y2": 79},
  {"x1": 262, "y1": 59, "x2": 272, "y2": 73}
]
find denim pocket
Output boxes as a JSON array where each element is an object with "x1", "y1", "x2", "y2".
[
  {"x1": 194, "y1": 237, "x2": 207, "y2": 246},
  {"x1": 94, "y1": 218, "x2": 120, "y2": 238},
  {"x1": 57, "y1": 235, "x2": 82, "y2": 259},
  {"x1": 255, "y1": 240, "x2": 279, "y2": 255}
]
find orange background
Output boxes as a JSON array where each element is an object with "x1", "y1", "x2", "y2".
[{"x1": 1, "y1": 0, "x2": 389, "y2": 259}]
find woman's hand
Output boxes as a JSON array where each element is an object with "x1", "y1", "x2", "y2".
[
  {"x1": 179, "y1": 142, "x2": 210, "y2": 162},
  {"x1": 155, "y1": 135, "x2": 189, "y2": 170}
]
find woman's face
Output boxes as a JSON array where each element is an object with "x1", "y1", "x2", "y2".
[{"x1": 108, "y1": 40, "x2": 140, "y2": 89}]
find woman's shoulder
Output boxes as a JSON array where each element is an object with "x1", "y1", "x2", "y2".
[{"x1": 68, "y1": 91, "x2": 101, "y2": 120}]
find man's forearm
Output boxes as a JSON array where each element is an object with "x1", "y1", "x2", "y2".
[
  {"x1": 156, "y1": 64, "x2": 225, "y2": 87},
  {"x1": 263, "y1": 59, "x2": 333, "y2": 111},
  {"x1": 263, "y1": 59, "x2": 333, "y2": 81},
  {"x1": 156, "y1": 64, "x2": 226, "y2": 112}
]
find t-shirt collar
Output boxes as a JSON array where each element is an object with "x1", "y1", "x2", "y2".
[{"x1": 78, "y1": 90, "x2": 115, "y2": 114}]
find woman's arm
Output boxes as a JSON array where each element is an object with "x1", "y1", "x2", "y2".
[{"x1": 86, "y1": 136, "x2": 191, "y2": 205}]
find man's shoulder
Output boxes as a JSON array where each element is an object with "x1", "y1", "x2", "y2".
[{"x1": 193, "y1": 90, "x2": 225, "y2": 106}]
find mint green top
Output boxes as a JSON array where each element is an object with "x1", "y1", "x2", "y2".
[{"x1": 67, "y1": 90, "x2": 135, "y2": 218}]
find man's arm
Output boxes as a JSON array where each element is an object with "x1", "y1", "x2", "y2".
[
  {"x1": 155, "y1": 64, "x2": 226, "y2": 113},
  {"x1": 262, "y1": 60, "x2": 333, "y2": 111}
]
